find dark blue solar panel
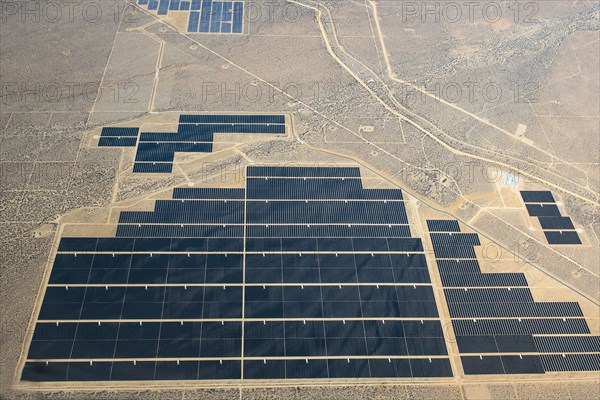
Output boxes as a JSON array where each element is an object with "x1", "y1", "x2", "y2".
[
  {"x1": 328, "y1": 359, "x2": 370, "y2": 378},
  {"x1": 21, "y1": 362, "x2": 68, "y2": 381},
  {"x1": 501, "y1": 355, "x2": 544, "y2": 374},
  {"x1": 520, "y1": 191, "x2": 555, "y2": 203},
  {"x1": 534, "y1": 335, "x2": 600, "y2": 353},
  {"x1": 440, "y1": 273, "x2": 528, "y2": 287},
  {"x1": 525, "y1": 204, "x2": 561, "y2": 217},
  {"x1": 285, "y1": 359, "x2": 328, "y2": 379},
  {"x1": 410, "y1": 358, "x2": 453, "y2": 377},
  {"x1": 181, "y1": 114, "x2": 285, "y2": 124},
  {"x1": 187, "y1": 11, "x2": 200, "y2": 32},
  {"x1": 456, "y1": 336, "x2": 498, "y2": 353},
  {"x1": 133, "y1": 163, "x2": 173, "y2": 173},
  {"x1": 544, "y1": 231, "x2": 582, "y2": 245},
  {"x1": 98, "y1": 137, "x2": 137, "y2": 147},
  {"x1": 209, "y1": 1, "x2": 222, "y2": 32},
  {"x1": 158, "y1": 0, "x2": 169, "y2": 14},
  {"x1": 538, "y1": 217, "x2": 574, "y2": 230},
  {"x1": 541, "y1": 354, "x2": 600, "y2": 372},
  {"x1": 427, "y1": 220, "x2": 461, "y2": 232},
  {"x1": 244, "y1": 360, "x2": 285, "y2": 379},
  {"x1": 173, "y1": 187, "x2": 245, "y2": 199},
  {"x1": 58, "y1": 237, "x2": 97, "y2": 252},
  {"x1": 100, "y1": 127, "x2": 139, "y2": 137},
  {"x1": 232, "y1": 1, "x2": 243, "y2": 33},
  {"x1": 462, "y1": 356, "x2": 505, "y2": 375},
  {"x1": 247, "y1": 166, "x2": 359, "y2": 178}
]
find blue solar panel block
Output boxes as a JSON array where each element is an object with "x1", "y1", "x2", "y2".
[
  {"x1": 98, "y1": 137, "x2": 137, "y2": 147},
  {"x1": 191, "y1": 0, "x2": 201, "y2": 10},
  {"x1": 222, "y1": 1, "x2": 233, "y2": 25},
  {"x1": 180, "y1": 114, "x2": 286, "y2": 124},
  {"x1": 22, "y1": 362, "x2": 68, "y2": 382},
  {"x1": 148, "y1": 0, "x2": 159, "y2": 10},
  {"x1": 188, "y1": 11, "x2": 200, "y2": 32},
  {"x1": 232, "y1": 1, "x2": 243, "y2": 33},
  {"x1": 221, "y1": 22, "x2": 231, "y2": 33},
  {"x1": 541, "y1": 354, "x2": 600, "y2": 372},
  {"x1": 158, "y1": 0, "x2": 169, "y2": 14},
  {"x1": 521, "y1": 190, "x2": 555, "y2": 203},
  {"x1": 210, "y1": 1, "x2": 222, "y2": 32},
  {"x1": 544, "y1": 231, "x2": 582, "y2": 245},
  {"x1": 169, "y1": 0, "x2": 181, "y2": 10},
  {"x1": 200, "y1": 0, "x2": 212, "y2": 32},
  {"x1": 525, "y1": 204, "x2": 561, "y2": 217},
  {"x1": 538, "y1": 217, "x2": 575, "y2": 230},
  {"x1": 462, "y1": 356, "x2": 505, "y2": 375},
  {"x1": 101, "y1": 127, "x2": 139, "y2": 137},
  {"x1": 133, "y1": 163, "x2": 173, "y2": 173},
  {"x1": 427, "y1": 220, "x2": 461, "y2": 232},
  {"x1": 534, "y1": 336, "x2": 600, "y2": 353},
  {"x1": 180, "y1": 0, "x2": 190, "y2": 10}
]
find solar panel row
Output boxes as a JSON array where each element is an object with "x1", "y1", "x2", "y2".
[
  {"x1": 440, "y1": 273, "x2": 528, "y2": 287},
  {"x1": 430, "y1": 233, "x2": 480, "y2": 247},
  {"x1": 520, "y1": 191, "x2": 555, "y2": 203},
  {"x1": 49, "y1": 257, "x2": 431, "y2": 285},
  {"x1": 426, "y1": 220, "x2": 461, "y2": 232},
  {"x1": 100, "y1": 127, "x2": 140, "y2": 137},
  {"x1": 173, "y1": 188, "x2": 246, "y2": 199},
  {"x1": 447, "y1": 302, "x2": 583, "y2": 318},
  {"x1": 28, "y1": 320, "x2": 448, "y2": 360},
  {"x1": 444, "y1": 288, "x2": 534, "y2": 303},
  {"x1": 58, "y1": 237, "x2": 425, "y2": 254},
  {"x1": 38, "y1": 285, "x2": 439, "y2": 321},
  {"x1": 248, "y1": 166, "x2": 361, "y2": 178},
  {"x1": 544, "y1": 231, "x2": 582, "y2": 245},
  {"x1": 180, "y1": 115, "x2": 285, "y2": 124},
  {"x1": 133, "y1": 163, "x2": 174, "y2": 173},
  {"x1": 435, "y1": 259, "x2": 481, "y2": 274},
  {"x1": 22, "y1": 357, "x2": 452, "y2": 381},
  {"x1": 98, "y1": 137, "x2": 137, "y2": 147},
  {"x1": 452, "y1": 319, "x2": 591, "y2": 336},
  {"x1": 456, "y1": 335, "x2": 538, "y2": 353},
  {"x1": 462, "y1": 355, "x2": 544, "y2": 375},
  {"x1": 534, "y1": 335, "x2": 600, "y2": 353},
  {"x1": 58, "y1": 237, "x2": 243, "y2": 252},
  {"x1": 538, "y1": 216, "x2": 574, "y2": 230},
  {"x1": 540, "y1": 354, "x2": 600, "y2": 371},
  {"x1": 245, "y1": 225, "x2": 413, "y2": 238}
]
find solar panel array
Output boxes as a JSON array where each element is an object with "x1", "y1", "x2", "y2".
[
  {"x1": 98, "y1": 128, "x2": 139, "y2": 147},
  {"x1": 520, "y1": 191, "x2": 581, "y2": 245},
  {"x1": 137, "y1": 0, "x2": 244, "y2": 33},
  {"x1": 427, "y1": 220, "x2": 599, "y2": 375},
  {"x1": 21, "y1": 167, "x2": 454, "y2": 382},
  {"x1": 98, "y1": 115, "x2": 286, "y2": 174}
]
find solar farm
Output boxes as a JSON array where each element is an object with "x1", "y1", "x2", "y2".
[
  {"x1": 2, "y1": 0, "x2": 599, "y2": 399},
  {"x1": 17, "y1": 161, "x2": 600, "y2": 384}
]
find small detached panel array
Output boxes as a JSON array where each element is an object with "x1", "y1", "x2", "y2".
[
  {"x1": 138, "y1": 0, "x2": 244, "y2": 34},
  {"x1": 98, "y1": 114, "x2": 286, "y2": 174},
  {"x1": 520, "y1": 191, "x2": 581, "y2": 245},
  {"x1": 427, "y1": 220, "x2": 599, "y2": 375}
]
